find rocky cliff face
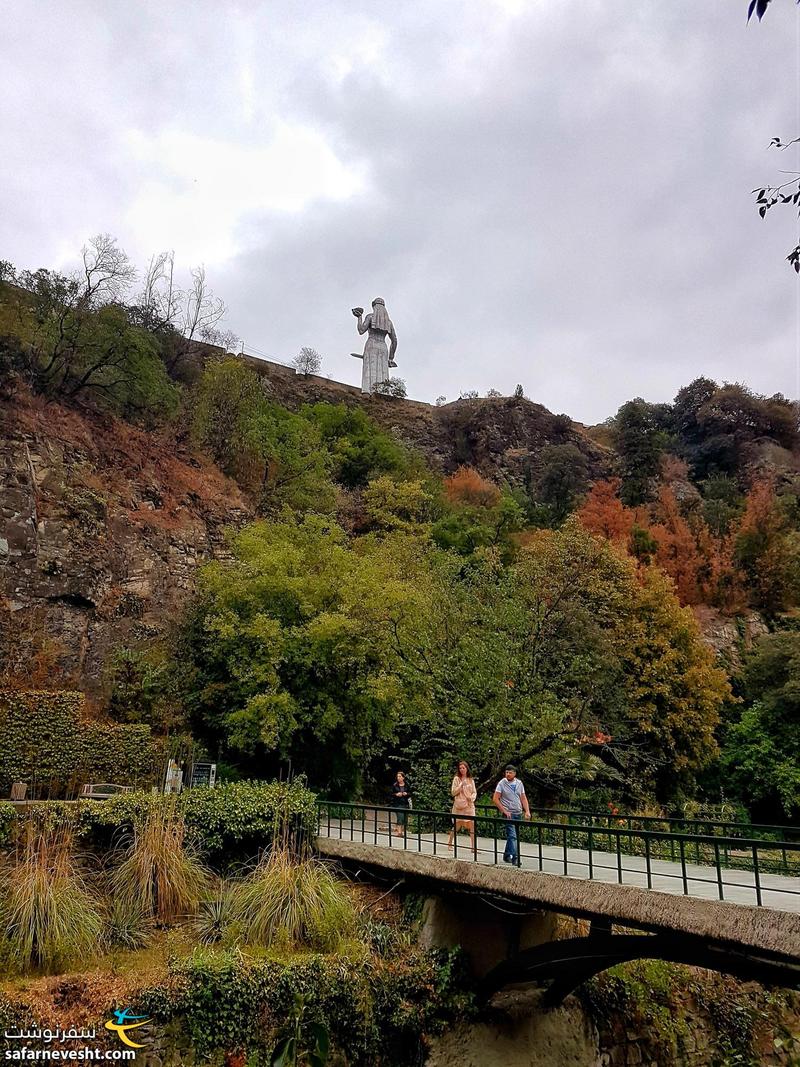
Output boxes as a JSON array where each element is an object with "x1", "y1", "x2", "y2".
[{"x1": 0, "y1": 388, "x2": 251, "y2": 694}]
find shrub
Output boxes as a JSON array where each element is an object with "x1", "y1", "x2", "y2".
[
  {"x1": 111, "y1": 804, "x2": 211, "y2": 925},
  {"x1": 137, "y1": 945, "x2": 473, "y2": 1065},
  {"x1": 106, "y1": 896, "x2": 153, "y2": 950},
  {"x1": 190, "y1": 884, "x2": 238, "y2": 945},
  {"x1": 303, "y1": 402, "x2": 415, "y2": 487},
  {"x1": 2, "y1": 823, "x2": 103, "y2": 972},
  {"x1": 0, "y1": 803, "x2": 15, "y2": 847},
  {"x1": 373, "y1": 377, "x2": 407, "y2": 398},
  {"x1": 233, "y1": 848, "x2": 356, "y2": 951},
  {"x1": 77, "y1": 780, "x2": 317, "y2": 870},
  {"x1": 181, "y1": 780, "x2": 317, "y2": 867}
]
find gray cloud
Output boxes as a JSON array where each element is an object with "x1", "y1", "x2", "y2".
[{"x1": 1, "y1": 1, "x2": 797, "y2": 422}]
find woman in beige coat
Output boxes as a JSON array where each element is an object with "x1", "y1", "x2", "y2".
[{"x1": 448, "y1": 760, "x2": 477, "y2": 853}]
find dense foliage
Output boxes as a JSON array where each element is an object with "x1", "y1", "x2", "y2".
[
  {"x1": 0, "y1": 242, "x2": 179, "y2": 421},
  {"x1": 719, "y1": 632, "x2": 800, "y2": 819},
  {"x1": 178, "y1": 514, "x2": 728, "y2": 805},
  {"x1": 77, "y1": 780, "x2": 317, "y2": 866},
  {"x1": 138, "y1": 945, "x2": 472, "y2": 1066}
]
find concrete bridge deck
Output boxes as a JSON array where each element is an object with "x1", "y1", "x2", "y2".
[
  {"x1": 318, "y1": 817, "x2": 800, "y2": 912},
  {"x1": 317, "y1": 819, "x2": 800, "y2": 962}
]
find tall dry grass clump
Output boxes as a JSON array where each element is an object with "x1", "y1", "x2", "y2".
[
  {"x1": 112, "y1": 804, "x2": 210, "y2": 925},
  {"x1": 3, "y1": 821, "x2": 103, "y2": 972},
  {"x1": 234, "y1": 846, "x2": 356, "y2": 951}
]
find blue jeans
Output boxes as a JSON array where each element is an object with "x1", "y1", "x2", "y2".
[{"x1": 504, "y1": 813, "x2": 523, "y2": 862}]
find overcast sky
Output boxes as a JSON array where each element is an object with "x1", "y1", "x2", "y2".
[{"x1": 1, "y1": 1, "x2": 798, "y2": 422}]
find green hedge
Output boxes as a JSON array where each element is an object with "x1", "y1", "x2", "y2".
[
  {"x1": 76, "y1": 779, "x2": 317, "y2": 867},
  {"x1": 0, "y1": 803, "x2": 15, "y2": 847},
  {"x1": 0, "y1": 690, "x2": 164, "y2": 797},
  {"x1": 137, "y1": 945, "x2": 473, "y2": 1065}
]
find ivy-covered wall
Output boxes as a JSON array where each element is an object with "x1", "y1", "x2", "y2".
[
  {"x1": 0, "y1": 690, "x2": 164, "y2": 797},
  {"x1": 136, "y1": 945, "x2": 473, "y2": 1066}
]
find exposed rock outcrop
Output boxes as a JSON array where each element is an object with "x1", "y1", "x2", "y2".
[{"x1": 0, "y1": 389, "x2": 251, "y2": 692}]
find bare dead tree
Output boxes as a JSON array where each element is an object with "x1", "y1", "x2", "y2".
[
  {"x1": 293, "y1": 346, "x2": 322, "y2": 376},
  {"x1": 80, "y1": 234, "x2": 136, "y2": 309},
  {"x1": 182, "y1": 266, "x2": 226, "y2": 342},
  {"x1": 136, "y1": 250, "x2": 180, "y2": 330},
  {"x1": 200, "y1": 325, "x2": 240, "y2": 352}
]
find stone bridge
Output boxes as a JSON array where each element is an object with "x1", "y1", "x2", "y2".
[{"x1": 316, "y1": 803, "x2": 800, "y2": 1002}]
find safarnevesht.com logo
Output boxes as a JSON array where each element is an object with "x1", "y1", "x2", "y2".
[{"x1": 3, "y1": 1009, "x2": 151, "y2": 1060}]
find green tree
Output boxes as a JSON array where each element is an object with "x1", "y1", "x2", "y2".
[
  {"x1": 192, "y1": 359, "x2": 335, "y2": 514},
  {"x1": 389, "y1": 523, "x2": 727, "y2": 803},
  {"x1": 529, "y1": 443, "x2": 591, "y2": 525},
  {"x1": 720, "y1": 631, "x2": 800, "y2": 819},
  {"x1": 362, "y1": 476, "x2": 434, "y2": 533},
  {"x1": 609, "y1": 399, "x2": 672, "y2": 506},
  {"x1": 303, "y1": 403, "x2": 416, "y2": 488},
  {"x1": 180, "y1": 516, "x2": 420, "y2": 793}
]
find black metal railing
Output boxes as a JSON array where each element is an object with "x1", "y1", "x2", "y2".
[
  {"x1": 474, "y1": 804, "x2": 800, "y2": 845},
  {"x1": 315, "y1": 801, "x2": 800, "y2": 910}
]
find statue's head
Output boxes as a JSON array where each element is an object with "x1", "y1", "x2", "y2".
[{"x1": 372, "y1": 297, "x2": 385, "y2": 308}]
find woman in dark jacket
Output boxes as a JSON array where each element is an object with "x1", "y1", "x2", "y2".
[{"x1": 390, "y1": 770, "x2": 412, "y2": 837}]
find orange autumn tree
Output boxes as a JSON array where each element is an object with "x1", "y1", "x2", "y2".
[
  {"x1": 646, "y1": 486, "x2": 704, "y2": 605},
  {"x1": 443, "y1": 465, "x2": 501, "y2": 507},
  {"x1": 735, "y1": 480, "x2": 800, "y2": 614},
  {"x1": 579, "y1": 479, "x2": 747, "y2": 610},
  {"x1": 577, "y1": 478, "x2": 634, "y2": 546}
]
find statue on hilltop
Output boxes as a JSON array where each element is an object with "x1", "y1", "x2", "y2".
[{"x1": 351, "y1": 298, "x2": 398, "y2": 394}]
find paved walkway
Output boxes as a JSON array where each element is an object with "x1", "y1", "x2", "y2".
[{"x1": 317, "y1": 817, "x2": 800, "y2": 914}]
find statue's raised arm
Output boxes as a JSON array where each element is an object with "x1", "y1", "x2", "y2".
[{"x1": 350, "y1": 297, "x2": 398, "y2": 393}]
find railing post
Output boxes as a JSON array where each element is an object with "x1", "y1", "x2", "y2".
[
  {"x1": 493, "y1": 815, "x2": 498, "y2": 865},
  {"x1": 588, "y1": 828, "x2": 593, "y2": 880},
  {"x1": 373, "y1": 805, "x2": 378, "y2": 846},
  {"x1": 562, "y1": 824, "x2": 568, "y2": 876},
  {"x1": 644, "y1": 835, "x2": 652, "y2": 890},
  {"x1": 714, "y1": 840, "x2": 724, "y2": 901},
  {"x1": 752, "y1": 844, "x2": 762, "y2": 906},
  {"x1": 538, "y1": 823, "x2": 543, "y2": 871},
  {"x1": 616, "y1": 830, "x2": 622, "y2": 884},
  {"x1": 679, "y1": 838, "x2": 688, "y2": 895}
]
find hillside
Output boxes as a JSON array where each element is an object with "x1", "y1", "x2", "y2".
[
  {"x1": 0, "y1": 385, "x2": 251, "y2": 692},
  {"x1": 240, "y1": 353, "x2": 615, "y2": 487},
  {"x1": 0, "y1": 373, "x2": 611, "y2": 691},
  {"x1": 2, "y1": 255, "x2": 800, "y2": 823}
]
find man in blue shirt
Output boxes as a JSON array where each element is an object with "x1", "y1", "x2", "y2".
[{"x1": 492, "y1": 764, "x2": 531, "y2": 864}]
